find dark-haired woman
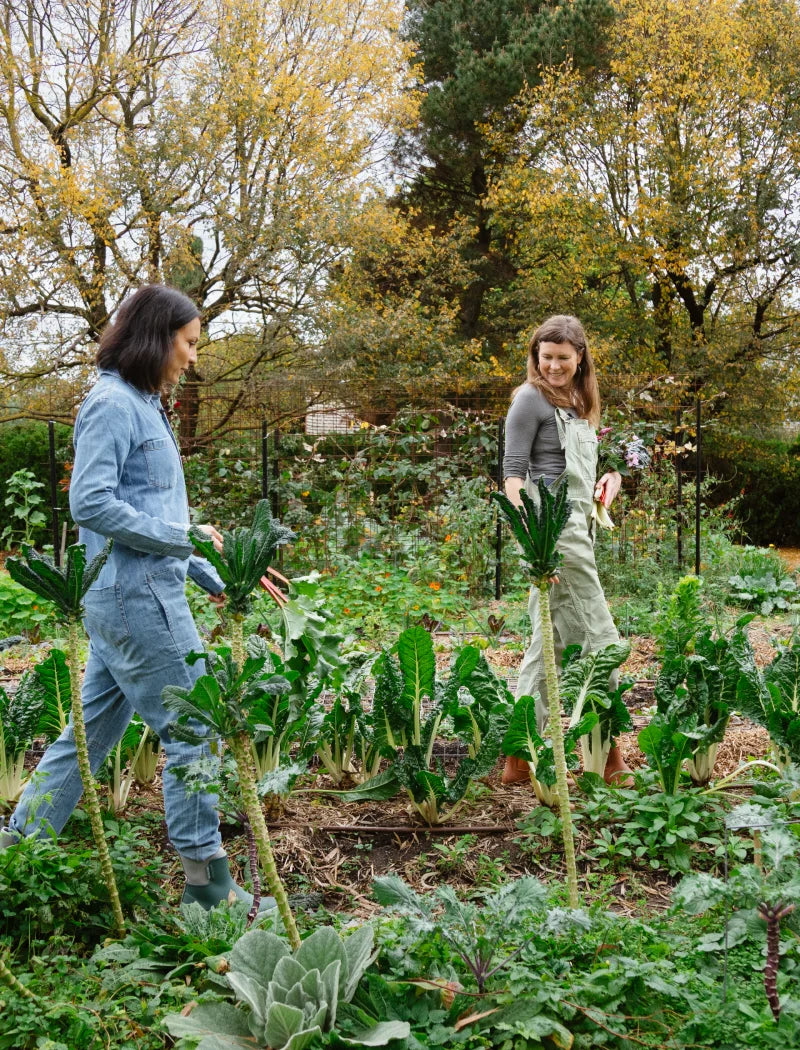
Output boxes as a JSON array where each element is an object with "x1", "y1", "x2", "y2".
[
  {"x1": 501, "y1": 315, "x2": 632, "y2": 786},
  {"x1": 4, "y1": 285, "x2": 264, "y2": 909}
]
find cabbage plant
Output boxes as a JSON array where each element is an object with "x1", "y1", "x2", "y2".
[
  {"x1": 492, "y1": 479, "x2": 579, "y2": 907},
  {"x1": 737, "y1": 640, "x2": 800, "y2": 769},
  {"x1": 6, "y1": 542, "x2": 124, "y2": 935},
  {"x1": 164, "y1": 925, "x2": 409, "y2": 1050}
]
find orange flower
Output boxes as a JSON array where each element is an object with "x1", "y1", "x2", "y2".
[
  {"x1": 375, "y1": 585, "x2": 382, "y2": 592},
  {"x1": 343, "y1": 607, "x2": 351, "y2": 614},
  {"x1": 429, "y1": 581, "x2": 441, "y2": 591}
]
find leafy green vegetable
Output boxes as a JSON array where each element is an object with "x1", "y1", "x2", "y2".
[
  {"x1": 0, "y1": 672, "x2": 44, "y2": 807},
  {"x1": 561, "y1": 642, "x2": 633, "y2": 776}
]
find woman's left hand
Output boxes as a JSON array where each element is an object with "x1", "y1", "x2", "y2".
[{"x1": 594, "y1": 471, "x2": 622, "y2": 508}]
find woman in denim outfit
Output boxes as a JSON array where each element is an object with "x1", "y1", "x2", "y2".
[{"x1": 3, "y1": 285, "x2": 261, "y2": 909}]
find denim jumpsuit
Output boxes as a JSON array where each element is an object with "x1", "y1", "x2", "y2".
[
  {"x1": 10, "y1": 370, "x2": 223, "y2": 861},
  {"x1": 516, "y1": 407, "x2": 620, "y2": 729}
]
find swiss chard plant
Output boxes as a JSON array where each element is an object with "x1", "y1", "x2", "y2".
[
  {"x1": 163, "y1": 924, "x2": 409, "y2": 1050},
  {"x1": 561, "y1": 641, "x2": 633, "y2": 777},
  {"x1": 737, "y1": 639, "x2": 800, "y2": 769},
  {"x1": 189, "y1": 499, "x2": 295, "y2": 665},
  {"x1": 5, "y1": 542, "x2": 125, "y2": 936},
  {"x1": 492, "y1": 479, "x2": 580, "y2": 907},
  {"x1": 339, "y1": 626, "x2": 511, "y2": 825},
  {"x1": 315, "y1": 656, "x2": 382, "y2": 785},
  {"x1": 502, "y1": 693, "x2": 596, "y2": 808},
  {"x1": 163, "y1": 645, "x2": 300, "y2": 949},
  {"x1": 650, "y1": 576, "x2": 756, "y2": 785},
  {"x1": 0, "y1": 672, "x2": 45, "y2": 808}
]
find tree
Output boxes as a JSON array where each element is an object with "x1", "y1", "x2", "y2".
[
  {"x1": 0, "y1": 0, "x2": 416, "y2": 435},
  {"x1": 393, "y1": 0, "x2": 614, "y2": 356},
  {"x1": 487, "y1": 0, "x2": 800, "y2": 397}
]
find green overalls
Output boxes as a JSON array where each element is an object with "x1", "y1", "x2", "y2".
[{"x1": 515, "y1": 407, "x2": 620, "y2": 729}]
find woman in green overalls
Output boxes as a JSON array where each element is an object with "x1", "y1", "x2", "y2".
[{"x1": 501, "y1": 314, "x2": 631, "y2": 785}]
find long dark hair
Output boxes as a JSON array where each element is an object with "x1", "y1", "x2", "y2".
[
  {"x1": 96, "y1": 285, "x2": 201, "y2": 393},
  {"x1": 515, "y1": 314, "x2": 601, "y2": 426}
]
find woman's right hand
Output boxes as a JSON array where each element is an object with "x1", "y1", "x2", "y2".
[{"x1": 194, "y1": 523, "x2": 224, "y2": 553}]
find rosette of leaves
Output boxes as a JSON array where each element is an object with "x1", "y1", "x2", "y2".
[
  {"x1": 561, "y1": 642, "x2": 634, "y2": 778},
  {"x1": 163, "y1": 925, "x2": 409, "y2": 1050},
  {"x1": 372, "y1": 874, "x2": 549, "y2": 994},
  {"x1": 5, "y1": 541, "x2": 125, "y2": 935},
  {"x1": 0, "y1": 672, "x2": 44, "y2": 807},
  {"x1": 189, "y1": 500, "x2": 295, "y2": 664},
  {"x1": 338, "y1": 626, "x2": 511, "y2": 825},
  {"x1": 502, "y1": 693, "x2": 597, "y2": 808},
  {"x1": 737, "y1": 640, "x2": 800, "y2": 769},
  {"x1": 492, "y1": 479, "x2": 580, "y2": 907},
  {"x1": 163, "y1": 645, "x2": 300, "y2": 949}
]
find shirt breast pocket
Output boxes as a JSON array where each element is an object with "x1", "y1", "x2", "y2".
[{"x1": 142, "y1": 437, "x2": 178, "y2": 490}]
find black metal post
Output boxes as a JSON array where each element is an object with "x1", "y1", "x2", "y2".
[
  {"x1": 261, "y1": 421, "x2": 268, "y2": 500},
  {"x1": 271, "y1": 429, "x2": 279, "y2": 520},
  {"x1": 495, "y1": 418, "x2": 504, "y2": 600},
  {"x1": 676, "y1": 408, "x2": 683, "y2": 569},
  {"x1": 48, "y1": 420, "x2": 60, "y2": 566},
  {"x1": 695, "y1": 397, "x2": 702, "y2": 575}
]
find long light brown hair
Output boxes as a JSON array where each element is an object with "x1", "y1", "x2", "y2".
[{"x1": 513, "y1": 314, "x2": 601, "y2": 426}]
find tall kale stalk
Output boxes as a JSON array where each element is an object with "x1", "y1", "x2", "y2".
[
  {"x1": 6, "y1": 542, "x2": 125, "y2": 936},
  {"x1": 188, "y1": 500, "x2": 294, "y2": 666},
  {"x1": 164, "y1": 648, "x2": 301, "y2": 949},
  {"x1": 492, "y1": 480, "x2": 579, "y2": 907}
]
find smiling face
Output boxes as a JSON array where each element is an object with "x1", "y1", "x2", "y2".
[
  {"x1": 536, "y1": 340, "x2": 582, "y2": 390},
  {"x1": 162, "y1": 317, "x2": 201, "y2": 387}
]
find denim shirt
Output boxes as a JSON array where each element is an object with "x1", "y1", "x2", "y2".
[{"x1": 69, "y1": 369, "x2": 223, "y2": 595}]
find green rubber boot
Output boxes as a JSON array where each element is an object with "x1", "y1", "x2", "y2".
[{"x1": 180, "y1": 852, "x2": 276, "y2": 912}]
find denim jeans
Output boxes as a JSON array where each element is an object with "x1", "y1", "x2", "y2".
[{"x1": 9, "y1": 370, "x2": 223, "y2": 861}]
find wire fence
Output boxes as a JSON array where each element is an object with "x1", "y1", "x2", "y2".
[{"x1": 2, "y1": 374, "x2": 707, "y2": 591}]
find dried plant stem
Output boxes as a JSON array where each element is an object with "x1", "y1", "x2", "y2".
[{"x1": 67, "y1": 620, "x2": 125, "y2": 937}]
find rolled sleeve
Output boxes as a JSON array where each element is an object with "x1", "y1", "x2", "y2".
[
  {"x1": 69, "y1": 396, "x2": 195, "y2": 558},
  {"x1": 187, "y1": 555, "x2": 225, "y2": 595}
]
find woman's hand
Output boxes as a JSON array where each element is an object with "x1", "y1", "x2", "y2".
[
  {"x1": 594, "y1": 471, "x2": 622, "y2": 508},
  {"x1": 194, "y1": 523, "x2": 224, "y2": 553},
  {"x1": 208, "y1": 591, "x2": 226, "y2": 607}
]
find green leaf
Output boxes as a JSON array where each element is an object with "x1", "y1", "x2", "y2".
[
  {"x1": 229, "y1": 929, "x2": 290, "y2": 986},
  {"x1": 163, "y1": 1002, "x2": 255, "y2": 1045},
  {"x1": 265, "y1": 1002, "x2": 307, "y2": 1047},
  {"x1": 338, "y1": 1020, "x2": 411, "y2": 1046}
]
